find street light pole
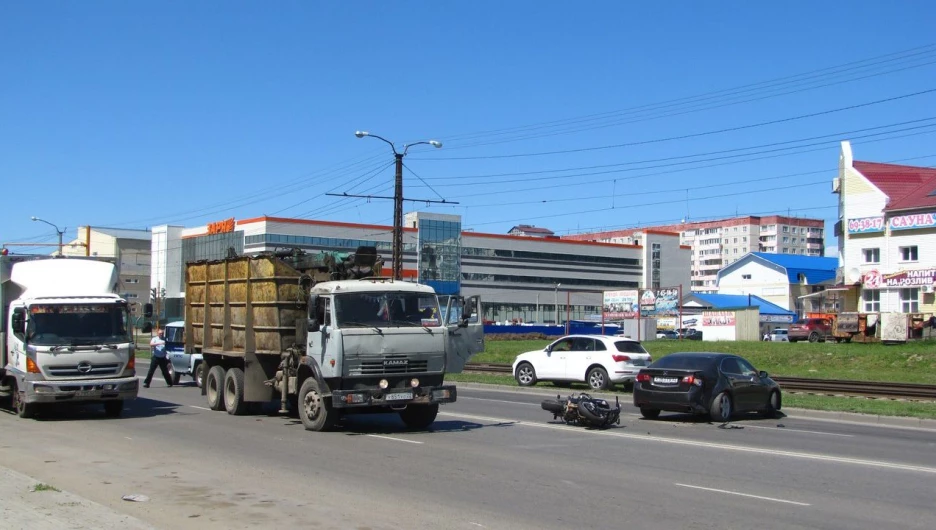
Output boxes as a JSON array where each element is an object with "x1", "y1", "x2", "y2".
[
  {"x1": 554, "y1": 283, "x2": 562, "y2": 326},
  {"x1": 31, "y1": 216, "x2": 65, "y2": 256},
  {"x1": 355, "y1": 131, "x2": 442, "y2": 281}
]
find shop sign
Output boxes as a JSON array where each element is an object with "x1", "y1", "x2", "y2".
[
  {"x1": 702, "y1": 311, "x2": 735, "y2": 326},
  {"x1": 847, "y1": 216, "x2": 885, "y2": 234},
  {"x1": 602, "y1": 290, "x2": 638, "y2": 320},
  {"x1": 207, "y1": 217, "x2": 236, "y2": 234},
  {"x1": 889, "y1": 212, "x2": 936, "y2": 231},
  {"x1": 862, "y1": 268, "x2": 936, "y2": 288}
]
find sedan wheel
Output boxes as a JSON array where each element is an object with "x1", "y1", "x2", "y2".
[
  {"x1": 710, "y1": 391, "x2": 733, "y2": 422},
  {"x1": 515, "y1": 363, "x2": 537, "y2": 387},
  {"x1": 763, "y1": 390, "x2": 781, "y2": 418}
]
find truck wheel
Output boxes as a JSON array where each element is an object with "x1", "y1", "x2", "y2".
[
  {"x1": 206, "y1": 366, "x2": 226, "y2": 411},
  {"x1": 399, "y1": 404, "x2": 439, "y2": 430},
  {"x1": 298, "y1": 377, "x2": 336, "y2": 432},
  {"x1": 103, "y1": 400, "x2": 123, "y2": 418},
  {"x1": 808, "y1": 332, "x2": 820, "y2": 343},
  {"x1": 224, "y1": 367, "x2": 247, "y2": 416},
  {"x1": 194, "y1": 363, "x2": 204, "y2": 388},
  {"x1": 12, "y1": 382, "x2": 36, "y2": 419}
]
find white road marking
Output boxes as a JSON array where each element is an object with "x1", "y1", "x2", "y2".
[
  {"x1": 365, "y1": 434, "x2": 423, "y2": 445},
  {"x1": 439, "y1": 411, "x2": 936, "y2": 475},
  {"x1": 189, "y1": 405, "x2": 212, "y2": 411},
  {"x1": 674, "y1": 483, "x2": 811, "y2": 506},
  {"x1": 742, "y1": 424, "x2": 854, "y2": 437},
  {"x1": 468, "y1": 523, "x2": 485, "y2": 528}
]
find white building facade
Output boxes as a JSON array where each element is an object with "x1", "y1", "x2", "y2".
[{"x1": 834, "y1": 141, "x2": 936, "y2": 315}]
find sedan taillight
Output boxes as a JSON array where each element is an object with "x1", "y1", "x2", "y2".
[
  {"x1": 681, "y1": 375, "x2": 703, "y2": 387},
  {"x1": 636, "y1": 373, "x2": 651, "y2": 382}
]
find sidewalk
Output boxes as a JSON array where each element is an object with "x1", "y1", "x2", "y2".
[{"x1": 0, "y1": 465, "x2": 154, "y2": 530}]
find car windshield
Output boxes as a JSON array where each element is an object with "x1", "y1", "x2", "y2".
[
  {"x1": 614, "y1": 341, "x2": 648, "y2": 354},
  {"x1": 335, "y1": 292, "x2": 442, "y2": 328},
  {"x1": 27, "y1": 303, "x2": 130, "y2": 346},
  {"x1": 775, "y1": 330, "x2": 788, "y2": 335},
  {"x1": 164, "y1": 326, "x2": 185, "y2": 343},
  {"x1": 650, "y1": 355, "x2": 714, "y2": 370}
]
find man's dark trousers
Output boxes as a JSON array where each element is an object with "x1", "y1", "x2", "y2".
[{"x1": 144, "y1": 356, "x2": 173, "y2": 387}]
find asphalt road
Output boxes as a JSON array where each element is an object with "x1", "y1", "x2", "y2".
[{"x1": 1, "y1": 370, "x2": 935, "y2": 530}]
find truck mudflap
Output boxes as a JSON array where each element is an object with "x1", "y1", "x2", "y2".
[
  {"x1": 23, "y1": 376, "x2": 139, "y2": 404},
  {"x1": 331, "y1": 384, "x2": 457, "y2": 409}
]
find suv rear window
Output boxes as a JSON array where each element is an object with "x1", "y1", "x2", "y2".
[
  {"x1": 614, "y1": 341, "x2": 648, "y2": 354},
  {"x1": 650, "y1": 355, "x2": 714, "y2": 370}
]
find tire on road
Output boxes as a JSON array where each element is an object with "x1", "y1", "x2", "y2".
[
  {"x1": 587, "y1": 366, "x2": 610, "y2": 391},
  {"x1": 12, "y1": 381, "x2": 36, "y2": 419},
  {"x1": 169, "y1": 364, "x2": 181, "y2": 386},
  {"x1": 194, "y1": 363, "x2": 204, "y2": 388},
  {"x1": 103, "y1": 400, "x2": 123, "y2": 418},
  {"x1": 640, "y1": 407, "x2": 661, "y2": 420},
  {"x1": 710, "y1": 391, "x2": 733, "y2": 422},
  {"x1": 515, "y1": 362, "x2": 537, "y2": 387},
  {"x1": 399, "y1": 403, "x2": 439, "y2": 430},
  {"x1": 298, "y1": 377, "x2": 336, "y2": 432},
  {"x1": 763, "y1": 390, "x2": 781, "y2": 418},
  {"x1": 808, "y1": 332, "x2": 820, "y2": 343},
  {"x1": 224, "y1": 367, "x2": 247, "y2": 416},
  {"x1": 206, "y1": 365, "x2": 226, "y2": 411}
]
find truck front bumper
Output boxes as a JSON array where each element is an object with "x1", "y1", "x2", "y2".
[
  {"x1": 331, "y1": 384, "x2": 457, "y2": 409},
  {"x1": 25, "y1": 376, "x2": 139, "y2": 404}
]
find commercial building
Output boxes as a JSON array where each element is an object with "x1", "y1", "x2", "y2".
[
  {"x1": 62, "y1": 226, "x2": 152, "y2": 316},
  {"x1": 151, "y1": 212, "x2": 691, "y2": 324},
  {"x1": 834, "y1": 141, "x2": 936, "y2": 316},
  {"x1": 715, "y1": 253, "x2": 838, "y2": 317},
  {"x1": 563, "y1": 217, "x2": 825, "y2": 293}
]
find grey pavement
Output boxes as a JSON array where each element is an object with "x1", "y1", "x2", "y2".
[{"x1": 0, "y1": 465, "x2": 154, "y2": 530}]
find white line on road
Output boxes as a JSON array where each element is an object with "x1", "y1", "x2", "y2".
[
  {"x1": 439, "y1": 411, "x2": 936, "y2": 475},
  {"x1": 741, "y1": 425, "x2": 854, "y2": 437},
  {"x1": 189, "y1": 405, "x2": 211, "y2": 411},
  {"x1": 365, "y1": 434, "x2": 423, "y2": 445},
  {"x1": 674, "y1": 483, "x2": 811, "y2": 506}
]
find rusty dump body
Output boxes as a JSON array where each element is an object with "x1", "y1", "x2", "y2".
[{"x1": 185, "y1": 255, "x2": 306, "y2": 357}]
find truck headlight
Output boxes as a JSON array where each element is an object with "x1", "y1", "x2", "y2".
[
  {"x1": 410, "y1": 378, "x2": 420, "y2": 388},
  {"x1": 379, "y1": 379, "x2": 389, "y2": 389}
]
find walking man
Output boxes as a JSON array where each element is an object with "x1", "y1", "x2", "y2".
[{"x1": 144, "y1": 328, "x2": 173, "y2": 388}]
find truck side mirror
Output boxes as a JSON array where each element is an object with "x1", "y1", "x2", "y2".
[
  {"x1": 11, "y1": 313, "x2": 25, "y2": 334},
  {"x1": 307, "y1": 319, "x2": 321, "y2": 333},
  {"x1": 143, "y1": 303, "x2": 154, "y2": 318}
]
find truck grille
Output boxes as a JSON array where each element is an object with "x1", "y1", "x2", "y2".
[
  {"x1": 47, "y1": 363, "x2": 122, "y2": 377},
  {"x1": 359, "y1": 360, "x2": 429, "y2": 375}
]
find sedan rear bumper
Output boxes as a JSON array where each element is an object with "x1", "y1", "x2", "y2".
[{"x1": 633, "y1": 385, "x2": 708, "y2": 414}]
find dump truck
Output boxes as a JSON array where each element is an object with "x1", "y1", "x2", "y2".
[
  {"x1": 1, "y1": 254, "x2": 138, "y2": 418},
  {"x1": 187, "y1": 246, "x2": 484, "y2": 431}
]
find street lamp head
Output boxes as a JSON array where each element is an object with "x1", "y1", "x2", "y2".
[
  {"x1": 354, "y1": 131, "x2": 369, "y2": 138},
  {"x1": 30, "y1": 216, "x2": 38, "y2": 221},
  {"x1": 429, "y1": 140, "x2": 443, "y2": 148}
]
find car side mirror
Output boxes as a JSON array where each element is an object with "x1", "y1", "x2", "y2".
[
  {"x1": 759, "y1": 370, "x2": 768, "y2": 379},
  {"x1": 307, "y1": 318, "x2": 321, "y2": 333}
]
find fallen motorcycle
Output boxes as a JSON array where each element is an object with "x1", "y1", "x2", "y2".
[{"x1": 541, "y1": 392, "x2": 621, "y2": 428}]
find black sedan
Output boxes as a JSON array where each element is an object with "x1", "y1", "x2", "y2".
[{"x1": 633, "y1": 352, "x2": 781, "y2": 422}]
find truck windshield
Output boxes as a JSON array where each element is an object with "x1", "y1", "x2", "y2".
[
  {"x1": 335, "y1": 292, "x2": 441, "y2": 328},
  {"x1": 27, "y1": 303, "x2": 130, "y2": 346}
]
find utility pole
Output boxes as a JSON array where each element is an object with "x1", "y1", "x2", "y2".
[{"x1": 347, "y1": 131, "x2": 448, "y2": 281}]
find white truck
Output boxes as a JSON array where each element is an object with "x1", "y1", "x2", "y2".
[
  {"x1": 0, "y1": 254, "x2": 139, "y2": 418},
  {"x1": 189, "y1": 247, "x2": 485, "y2": 431}
]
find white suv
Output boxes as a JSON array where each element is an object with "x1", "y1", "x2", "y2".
[{"x1": 513, "y1": 335, "x2": 652, "y2": 390}]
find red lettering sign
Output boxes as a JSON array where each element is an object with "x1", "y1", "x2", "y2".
[{"x1": 207, "y1": 218, "x2": 236, "y2": 234}]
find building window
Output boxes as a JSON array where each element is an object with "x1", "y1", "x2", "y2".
[
  {"x1": 743, "y1": 226, "x2": 748, "y2": 233},
  {"x1": 782, "y1": 226, "x2": 789, "y2": 233},
  {"x1": 863, "y1": 248, "x2": 880, "y2": 264},
  {"x1": 782, "y1": 236, "x2": 789, "y2": 243},
  {"x1": 742, "y1": 274, "x2": 752, "y2": 280},
  {"x1": 901, "y1": 288, "x2": 919, "y2": 313},
  {"x1": 742, "y1": 247, "x2": 747, "y2": 252},
  {"x1": 126, "y1": 293, "x2": 138, "y2": 299},
  {"x1": 899, "y1": 246, "x2": 918, "y2": 262},
  {"x1": 862, "y1": 290, "x2": 880, "y2": 312}
]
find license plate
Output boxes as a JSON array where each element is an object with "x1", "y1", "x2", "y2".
[
  {"x1": 653, "y1": 377, "x2": 679, "y2": 384},
  {"x1": 74, "y1": 390, "x2": 98, "y2": 397},
  {"x1": 632, "y1": 359, "x2": 647, "y2": 366},
  {"x1": 385, "y1": 392, "x2": 413, "y2": 401}
]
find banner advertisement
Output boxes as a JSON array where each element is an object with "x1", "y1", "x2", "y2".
[
  {"x1": 889, "y1": 212, "x2": 936, "y2": 231},
  {"x1": 702, "y1": 311, "x2": 736, "y2": 326},
  {"x1": 863, "y1": 268, "x2": 936, "y2": 288},
  {"x1": 639, "y1": 287, "x2": 679, "y2": 317},
  {"x1": 602, "y1": 290, "x2": 638, "y2": 320},
  {"x1": 846, "y1": 216, "x2": 885, "y2": 234}
]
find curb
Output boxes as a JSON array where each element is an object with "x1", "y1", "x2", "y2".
[{"x1": 447, "y1": 381, "x2": 936, "y2": 431}]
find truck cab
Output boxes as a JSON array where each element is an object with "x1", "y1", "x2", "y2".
[{"x1": 165, "y1": 320, "x2": 203, "y2": 386}]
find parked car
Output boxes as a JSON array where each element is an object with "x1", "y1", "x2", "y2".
[
  {"x1": 162, "y1": 321, "x2": 204, "y2": 387},
  {"x1": 633, "y1": 352, "x2": 782, "y2": 422},
  {"x1": 513, "y1": 335, "x2": 652, "y2": 390},
  {"x1": 769, "y1": 329, "x2": 789, "y2": 342},
  {"x1": 788, "y1": 318, "x2": 833, "y2": 343},
  {"x1": 656, "y1": 330, "x2": 679, "y2": 339},
  {"x1": 677, "y1": 328, "x2": 703, "y2": 340}
]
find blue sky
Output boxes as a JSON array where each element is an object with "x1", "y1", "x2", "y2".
[{"x1": 2, "y1": 1, "x2": 935, "y2": 252}]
